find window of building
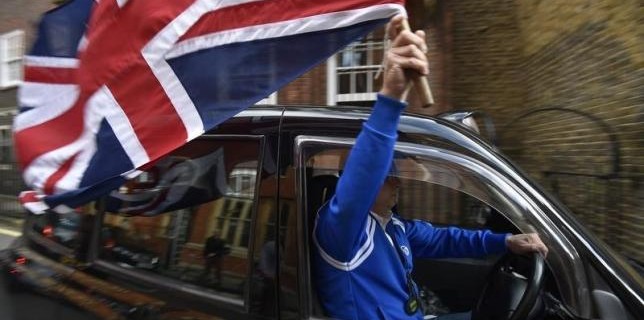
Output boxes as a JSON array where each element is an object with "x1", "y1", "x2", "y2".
[
  {"x1": 327, "y1": 29, "x2": 385, "y2": 106},
  {"x1": 256, "y1": 92, "x2": 277, "y2": 105},
  {"x1": 99, "y1": 137, "x2": 262, "y2": 305},
  {"x1": 0, "y1": 30, "x2": 25, "y2": 89},
  {"x1": 0, "y1": 125, "x2": 13, "y2": 169}
]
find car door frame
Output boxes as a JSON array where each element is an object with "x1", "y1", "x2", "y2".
[{"x1": 84, "y1": 133, "x2": 274, "y2": 319}]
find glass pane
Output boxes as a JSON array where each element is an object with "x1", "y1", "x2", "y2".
[
  {"x1": 278, "y1": 168, "x2": 299, "y2": 319},
  {"x1": 30, "y1": 210, "x2": 95, "y2": 260},
  {"x1": 373, "y1": 71, "x2": 383, "y2": 92},
  {"x1": 338, "y1": 73, "x2": 351, "y2": 94},
  {"x1": 99, "y1": 138, "x2": 261, "y2": 304},
  {"x1": 334, "y1": 27, "x2": 385, "y2": 101},
  {"x1": 249, "y1": 187, "x2": 278, "y2": 318},
  {"x1": 8, "y1": 61, "x2": 22, "y2": 81},
  {"x1": 339, "y1": 49, "x2": 361, "y2": 67},
  {"x1": 31, "y1": 212, "x2": 81, "y2": 248},
  {"x1": 355, "y1": 72, "x2": 367, "y2": 93},
  {"x1": 7, "y1": 34, "x2": 23, "y2": 58},
  {"x1": 372, "y1": 48, "x2": 383, "y2": 67}
]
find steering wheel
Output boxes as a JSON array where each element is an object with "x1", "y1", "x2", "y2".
[{"x1": 472, "y1": 252, "x2": 545, "y2": 320}]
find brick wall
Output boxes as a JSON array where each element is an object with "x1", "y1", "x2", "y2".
[
  {"x1": 510, "y1": 0, "x2": 643, "y2": 262},
  {"x1": 445, "y1": 0, "x2": 525, "y2": 126},
  {"x1": 447, "y1": 0, "x2": 643, "y2": 261},
  {"x1": 279, "y1": 63, "x2": 327, "y2": 105}
]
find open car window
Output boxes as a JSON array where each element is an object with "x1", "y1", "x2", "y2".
[
  {"x1": 304, "y1": 143, "x2": 532, "y2": 231},
  {"x1": 298, "y1": 135, "x2": 587, "y2": 317}
]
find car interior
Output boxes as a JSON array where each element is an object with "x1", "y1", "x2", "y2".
[{"x1": 301, "y1": 144, "x2": 592, "y2": 320}]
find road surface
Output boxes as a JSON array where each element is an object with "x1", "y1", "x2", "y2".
[{"x1": 0, "y1": 223, "x2": 19, "y2": 320}]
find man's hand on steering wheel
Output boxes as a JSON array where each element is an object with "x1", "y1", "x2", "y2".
[
  {"x1": 472, "y1": 233, "x2": 548, "y2": 320},
  {"x1": 506, "y1": 233, "x2": 548, "y2": 257}
]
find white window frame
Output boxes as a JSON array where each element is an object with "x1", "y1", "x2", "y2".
[
  {"x1": 255, "y1": 92, "x2": 277, "y2": 105},
  {"x1": 327, "y1": 32, "x2": 385, "y2": 106},
  {"x1": 0, "y1": 30, "x2": 25, "y2": 89},
  {"x1": 0, "y1": 125, "x2": 14, "y2": 170}
]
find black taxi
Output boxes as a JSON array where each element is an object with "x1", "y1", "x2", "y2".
[{"x1": 1, "y1": 106, "x2": 642, "y2": 320}]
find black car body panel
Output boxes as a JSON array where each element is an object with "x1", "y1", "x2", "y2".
[{"x1": 1, "y1": 106, "x2": 641, "y2": 320}]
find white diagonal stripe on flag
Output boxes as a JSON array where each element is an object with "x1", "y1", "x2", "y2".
[
  {"x1": 23, "y1": 55, "x2": 79, "y2": 68},
  {"x1": 15, "y1": 83, "x2": 79, "y2": 131},
  {"x1": 141, "y1": 0, "x2": 264, "y2": 141},
  {"x1": 51, "y1": 87, "x2": 111, "y2": 194},
  {"x1": 166, "y1": 4, "x2": 405, "y2": 59},
  {"x1": 22, "y1": 137, "x2": 84, "y2": 191},
  {"x1": 95, "y1": 85, "x2": 150, "y2": 168}
]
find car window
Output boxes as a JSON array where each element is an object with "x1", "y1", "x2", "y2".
[
  {"x1": 303, "y1": 146, "x2": 518, "y2": 232},
  {"x1": 31, "y1": 212, "x2": 82, "y2": 248},
  {"x1": 303, "y1": 146, "x2": 520, "y2": 319},
  {"x1": 28, "y1": 202, "x2": 97, "y2": 260},
  {"x1": 275, "y1": 166, "x2": 300, "y2": 319},
  {"x1": 298, "y1": 136, "x2": 586, "y2": 317},
  {"x1": 98, "y1": 137, "x2": 262, "y2": 305}
]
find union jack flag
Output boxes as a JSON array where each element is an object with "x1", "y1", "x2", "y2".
[{"x1": 14, "y1": 0, "x2": 405, "y2": 213}]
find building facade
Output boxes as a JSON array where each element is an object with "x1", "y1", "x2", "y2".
[{"x1": 0, "y1": 0, "x2": 55, "y2": 211}]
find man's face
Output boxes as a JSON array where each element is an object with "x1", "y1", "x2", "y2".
[{"x1": 374, "y1": 176, "x2": 401, "y2": 211}]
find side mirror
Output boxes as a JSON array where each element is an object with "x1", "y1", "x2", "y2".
[{"x1": 438, "y1": 110, "x2": 497, "y2": 145}]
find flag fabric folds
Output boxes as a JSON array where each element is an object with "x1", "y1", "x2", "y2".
[
  {"x1": 14, "y1": 0, "x2": 406, "y2": 213},
  {"x1": 104, "y1": 148, "x2": 228, "y2": 216}
]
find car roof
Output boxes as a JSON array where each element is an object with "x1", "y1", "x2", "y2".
[{"x1": 235, "y1": 104, "x2": 503, "y2": 166}]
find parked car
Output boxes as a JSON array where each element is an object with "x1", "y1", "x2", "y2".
[{"x1": 1, "y1": 105, "x2": 642, "y2": 320}]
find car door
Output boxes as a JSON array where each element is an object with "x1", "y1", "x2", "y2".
[
  {"x1": 2, "y1": 108, "x2": 290, "y2": 320},
  {"x1": 294, "y1": 134, "x2": 586, "y2": 319},
  {"x1": 87, "y1": 132, "x2": 284, "y2": 320},
  {"x1": 280, "y1": 108, "x2": 642, "y2": 319}
]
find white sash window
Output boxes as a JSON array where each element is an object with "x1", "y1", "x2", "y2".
[
  {"x1": 0, "y1": 30, "x2": 25, "y2": 89},
  {"x1": 256, "y1": 92, "x2": 277, "y2": 105},
  {"x1": 327, "y1": 30, "x2": 385, "y2": 106}
]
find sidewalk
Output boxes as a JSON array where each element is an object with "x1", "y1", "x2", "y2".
[
  {"x1": 0, "y1": 194, "x2": 24, "y2": 218},
  {"x1": 0, "y1": 195, "x2": 24, "y2": 236},
  {"x1": 0, "y1": 215, "x2": 23, "y2": 237}
]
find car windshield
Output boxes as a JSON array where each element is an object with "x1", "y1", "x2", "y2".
[{"x1": 390, "y1": 148, "x2": 644, "y2": 287}]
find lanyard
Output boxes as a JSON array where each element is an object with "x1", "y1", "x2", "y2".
[{"x1": 386, "y1": 223, "x2": 420, "y2": 315}]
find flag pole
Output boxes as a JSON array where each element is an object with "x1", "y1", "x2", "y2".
[{"x1": 400, "y1": 19, "x2": 434, "y2": 108}]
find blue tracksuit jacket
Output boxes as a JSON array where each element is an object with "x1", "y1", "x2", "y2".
[{"x1": 313, "y1": 94, "x2": 508, "y2": 320}]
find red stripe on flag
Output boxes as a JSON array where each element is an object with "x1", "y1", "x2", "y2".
[
  {"x1": 181, "y1": 0, "x2": 403, "y2": 41},
  {"x1": 24, "y1": 66, "x2": 76, "y2": 84},
  {"x1": 107, "y1": 61, "x2": 188, "y2": 163},
  {"x1": 84, "y1": 0, "x2": 122, "y2": 40},
  {"x1": 78, "y1": 0, "x2": 195, "y2": 95},
  {"x1": 14, "y1": 96, "x2": 87, "y2": 169},
  {"x1": 44, "y1": 152, "x2": 79, "y2": 195},
  {"x1": 19, "y1": 191, "x2": 40, "y2": 205},
  {"x1": 17, "y1": 0, "x2": 194, "y2": 170}
]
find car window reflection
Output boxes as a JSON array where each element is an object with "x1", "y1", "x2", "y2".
[{"x1": 98, "y1": 138, "x2": 262, "y2": 304}]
